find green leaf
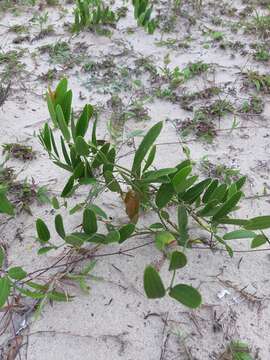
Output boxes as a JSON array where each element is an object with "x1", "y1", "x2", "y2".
[
  {"x1": 244, "y1": 216, "x2": 270, "y2": 230},
  {"x1": 55, "y1": 78, "x2": 68, "y2": 102},
  {"x1": 208, "y1": 183, "x2": 227, "y2": 203},
  {"x1": 119, "y1": 223, "x2": 135, "y2": 243},
  {"x1": 169, "y1": 284, "x2": 202, "y2": 308},
  {"x1": 0, "y1": 194, "x2": 14, "y2": 216},
  {"x1": 61, "y1": 175, "x2": 74, "y2": 198},
  {"x1": 36, "y1": 218, "x2": 50, "y2": 243},
  {"x1": 178, "y1": 205, "x2": 189, "y2": 245},
  {"x1": 55, "y1": 214, "x2": 66, "y2": 239},
  {"x1": 51, "y1": 196, "x2": 60, "y2": 210},
  {"x1": 49, "y1": 127, "x2": 59, "y2": 156},
  {"x1": 56, "y1": 105, "x2": 70, "y2": 142},
  {"x1": 38, "y1": 247, "x2": 55, "y2": 255},
  {"x1": 65, "y1": 235, "x2": 84, "y2": 247},
  {"x1": 62, "y1": 89, "x2": 72, "y2": 125},
  {"x1": 223, "y1": 230, "x2": 256, "y2": 240},
  {"x1": 0, "y1": 247, "x2": 4, "y2": 268},
  {"x1": 8, "y1": 266, "x2": 27, "y2": 280},
  {"x1": 92, "y1": 143, "x2": 110, "y2": 168},
  {"x1": 155, "y1": 231, "x2": 175, "y2": 250},
  {"x1": 75, "y1": 104, "x2": 93, "y2": 138},
  {"x1": 217, "y1": 218, "x2": 249, "y2": 226},
  {"x1": 0, "y1": 276, "x2": 11, "y2": 308},
  {"x1": 235, "y1": 176, "x2": 247, "y2": 190},
  {"x1": 142, "y1": 168, "x2": 177, "y2": 183},
  {"x1": 59, "y1": 137, "x2": 71, "y2": 167},
  {"x1": 132, "y1": 122, "x2": 163, "y2": 177},
  {"x1": 169, "y1": 251, "x2": 187, "y2": 271},
  {"x1": 48, "y1": 290, "x2": 71, "y2": 302},
  {"x1": 155, "y1": 183, "x2": 174, "y2": 208},
  {"x1": 143, "y1": 266, "x2": 166, "y2": 299},
  {"x1": 104, "y1": 170, "x2": 122, "y2": 193},
  {"x1": 83, "y1": 208, "x2": 97, "y2": 234},
  {"x1": 175, "y1": 159, "x2": 191, "y2": 172},
  {"x1": 196, "y1": 199, "x2": 219, "y2": 217},
  {"x1": 143, "y1": 145, "x2": 156, "y2": 172},
  {"x1": 251, "y1": 234, "x2": 268, "y2": 248},
  {"x1": 181, "y1": 178, "x2": 212, "y2": 204},
  {"x1": 149, "y1": 223, "x2": 164, "y2": 229},
  {"x1": 75, "y1": 136, "x2": 89, "y2": 156},
  {"x1": 212, "y1": 191, "x2": 243, "y2": 222},
  {"x1": 88, "y1": 204, "x2": 107, "y2": 219},
  {"x1": 46, "y1": 93, "x2": 57, "y2": 126},
  {"x1": 227, "y1": 183, "x2": 237, "y2": 199},
  {"x1": 106, "y1": 230, "x2": 120, "y2": 243},
  {"x1": 42, "y1": 123, "x2": 52, "y2": 152},
  {"x1": 172, "y1": 165, "x2": 192, "y2": 193},
  {"x1": 73, "y1": 161, "x2": 84, "y2": 179},
  {"x1": 103, "y1": 147, "x2": 116, "y2": 173},
  {"x1": 202, "y1": 179, "x2": 218, "y2": 203},
  {"x1": 16, "y1": 287, "x2": 46, "y2": 299}
]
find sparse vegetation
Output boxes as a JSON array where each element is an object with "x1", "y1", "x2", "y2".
[{"x1": 0, "y1": 0, "x2": 268, "y2": 358}]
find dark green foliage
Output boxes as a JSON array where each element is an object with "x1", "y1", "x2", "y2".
[
  {"x1": 72, "y1": 0, "x2": 117, "y2": 33},
  {"x1": 132, "y1": 0, "x2": 157, "y2": 34},
  {"x1": 6, "y1": 78, "x2": 268, "y2": 313}
]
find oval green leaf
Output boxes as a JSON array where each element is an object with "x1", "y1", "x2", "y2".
[
  {"x1": 143, "y1": 266, "x2": 166, "y2": 299},
  {"x1": 169, "y1": 284, "x2": 202, "y2": 308},
  {"x1": 36, "y1": 218, "x2": 50, "y2": 243},
  {"x1": 169, "y1": 251, "x2": 187, "y2": 271}
]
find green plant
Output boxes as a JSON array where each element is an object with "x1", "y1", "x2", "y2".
[
  {"x1": 241, "y1": 96, "x2": 264, "y2": 114},
  {"x1": 247, "y1": 12, "x2": 270, "y2": 38},
  {"x1": 220, "y1": 340, "x2": 253, "y2": 360},
  {"x1": 2, "y1": 143, "x2": 35, "y2": 161},
  {"x1": 72, "y1": 0, "x2": 117, "y2": 33},
  {"x1": 247, "y1": 71, "x2": 270, "y2": 92},
  {"x1": 0, "y1": 184, "x2": 14, "y2": 215},
  {"x1": 2, "y1": 78, "x2": 270, "y2": 315},
  {"x1": 132, "y1": 0, "x2": 157, "y2": 34},
  {"x1": 253, "y1": 46, "x2": 270, "y2": 61}
]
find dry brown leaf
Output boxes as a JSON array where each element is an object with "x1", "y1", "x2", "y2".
[{"x1": 124, "y1": 190, "x2": 140, "y2": 224}]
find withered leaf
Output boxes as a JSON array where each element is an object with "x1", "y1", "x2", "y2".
[{"x1": 124, "y1": 190, "x2": 140, "y2": 224}]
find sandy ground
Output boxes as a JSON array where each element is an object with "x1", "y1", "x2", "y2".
[{"x1": 1, "y1": 0, "x2": 270, "y2": 358}]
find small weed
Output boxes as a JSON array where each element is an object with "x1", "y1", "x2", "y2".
[
  {"x1": 200, "y1": 158, "x2": 241, "y2": 184},
  {"x1": 182, "y1": 61, "x2": 209, "y2": 80},
  {"x1": 160, "y1": 61, "x2": 210, "y2": 90},
  {"x1": 125, "y1": 100, "x2": 150, "y2": 122},
  {"x1": 219, "y1": 340, "x2": 253, "y2": 360},
  {"x1": 0, "y1": 81, "x2": 10, "y2": 107},
  {"x1": 2, "y1": 143, "x2": 35, "y2": 161},
  {"x1": 247, "y1": 12, "x2": 270, "y2": 38},
  {"x1": 0, "y1": 49, "x2": 25, "y2": 81},
  {"x1": 253, "y1": 46, "x2": 270, "y2": 61},
  {"x1": 177, "y1": 114, "x2": 217, "y2": 142},
  {"x1": 72, "y1": 0, "x2": 117, "y2": 33},
  {"x1": 176, "y1": 100, "x2": 233, "y2": 141},
  {"x1": 10, "y1": 181, "x2": 50, "y2": 214},
  {"x1": 241, "y1": 96, "x2": 264, "y2": 114},
  {"x1": 39, "y1": 41, "x2": 72, "y2": 65},
  {"x1": 209, "y1": 30, "x2": 224, "y2": 41},
  {"x1": 9, "y1": 24, "x2": 28, "y2": 33},
  {"x1": 40, "y1": 68, "x2": 58, "y2": 82},
  {"x1": 205, "y1": 99, "x2": 234, "y2": 117},
  {"x1": 180, "y1": 87, "x2": 221, "y2": 110},
  {"x1": 0, "y1": 163, "x2": 49, "y2": 214},
  {"x1": 0, "y1": 164, "x2": 15, "y2": 185},
  {"x1": 247, "y1": 71, "x2": 270, "y2": 92}
]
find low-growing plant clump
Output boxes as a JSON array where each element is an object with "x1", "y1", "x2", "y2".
[{"x1": 1, "y1": 79, "x2": 270, "y2": 316}]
